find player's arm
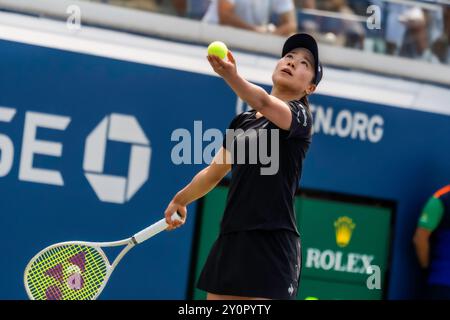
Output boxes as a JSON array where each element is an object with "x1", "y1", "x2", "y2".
[
  {"x1": 207, "y1": 52, "x2": 293, "y2": 130},
  {"x1": 413, "y1": 196, "x2": 444, "y2": 268},
  {"x1": 164, "y1": 147, "x2": 231, "y2": 229}
]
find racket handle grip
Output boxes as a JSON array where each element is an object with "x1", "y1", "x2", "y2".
[{"x1": 132, "y1": 212, "x2": 183, "y2": 244}]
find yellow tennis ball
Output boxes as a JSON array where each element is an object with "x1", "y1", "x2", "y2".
[
  {"x1": 305, "y1": 296, "x2": 319, "y2": 300},
  {"x1": 207, "y1": 41, "x2": 228, "y2": 59}
]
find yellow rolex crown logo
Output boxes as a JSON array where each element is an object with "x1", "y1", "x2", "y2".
[{"x1": 334, "y1": 216, "x2": 355, "y2": 247}]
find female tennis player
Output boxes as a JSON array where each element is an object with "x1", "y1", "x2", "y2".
[{"x1": 164, "y1": 33, "x2": 322, "y2": 300}]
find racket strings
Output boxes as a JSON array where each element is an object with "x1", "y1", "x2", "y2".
[{"x1": 25, "y1": 244, "x2": 108, "y2": 300}]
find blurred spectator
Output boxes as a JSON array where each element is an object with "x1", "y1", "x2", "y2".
[
  {"x1": 202, "y1": 0, "x2": 297, "y2": 36},
  {"x1": 320, "y1": 0, "x2": 365, "y2": 49},
  {"x1": 431, "y1": 6, "x2": 450, "y2": 64},
  {"x1": 96, "y1": 0, "x2": 449, "y2": 65},
  {"x1": 294, "y1": 0, "x2": 315, "y2": 9},
  {"x1": 385, "y1": 3, "x2": 409, "y2": 55},
  {"x1": 296, "y1": 0, "x2": 321, "y2": 34},
  {"x1": 321, "y1": 0, "x2": 354, "y2": 16},
  {"x1": 413, "y1": 185, "x2": 450, "y2": 299},
  {"x1": 427, "y1": 5, "x2": 444, "y2": 47},
  {"x1": 398, "y1": 7, "x2": 439, "y2": 63},
  {"x1": 107, "y1": 0, "x2": 158, "y2": 12},
  {"x1": 172, "y1": 0, "x2": 211, "y2": 19},
  {"x1": 347, "y1": 0, "x2": 372, "y2": 16}
]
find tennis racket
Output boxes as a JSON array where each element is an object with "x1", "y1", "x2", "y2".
[{"x1": 24, "y1": 212, "x2": 183, "y2": 300}]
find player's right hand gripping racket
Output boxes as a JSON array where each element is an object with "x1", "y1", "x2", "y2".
[{"x1": 24, "y1": 212, "x2": 183, "y2": 300}]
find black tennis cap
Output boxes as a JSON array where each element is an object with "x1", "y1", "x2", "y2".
[{"x1": 282, "y1": 33, "x2": 323, "y2": 86}]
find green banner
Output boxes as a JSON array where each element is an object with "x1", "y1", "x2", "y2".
[
  {"x1": 296, "y1": 197, "x2": 392, "y2": 299},
  {"x1": 191, "y1": 186, "x2": 393, "y2": 300}
]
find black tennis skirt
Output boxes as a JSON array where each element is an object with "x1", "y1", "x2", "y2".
[{"x1": 197, "y1": 229, "x2": 302, "y2": 300}]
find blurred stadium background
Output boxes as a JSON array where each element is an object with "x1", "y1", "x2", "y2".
[{"x1": 0, "y1": 0, "x2": 449, "y2": 300}]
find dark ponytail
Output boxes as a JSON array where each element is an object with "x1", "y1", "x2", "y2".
[{"x1": 300, "y1": 95, "x2": 309, "y2": 110}]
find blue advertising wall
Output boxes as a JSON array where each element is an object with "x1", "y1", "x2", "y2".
[{"x1": 1, "y1": 39, "x2": 450, "y2": 299}]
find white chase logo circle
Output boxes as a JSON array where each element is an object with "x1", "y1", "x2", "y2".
[{"x1": 83, "y1": 113, "x2": 151, "y2": 204}]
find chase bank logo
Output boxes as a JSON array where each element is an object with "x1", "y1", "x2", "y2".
[
  {"x1": 83, "y1": 113, "x2": 151, "y2": 204},
  {"x1": 0, "y1": 107, "x2": 151, "y2": 205}
]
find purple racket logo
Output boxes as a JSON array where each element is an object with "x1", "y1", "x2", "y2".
[
  {"x1": 44, "y1": 252, "x2": 86, "y2": 300},
  {"x1": 67, "y1": 273, "x2": 84, "y2": 290}
]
